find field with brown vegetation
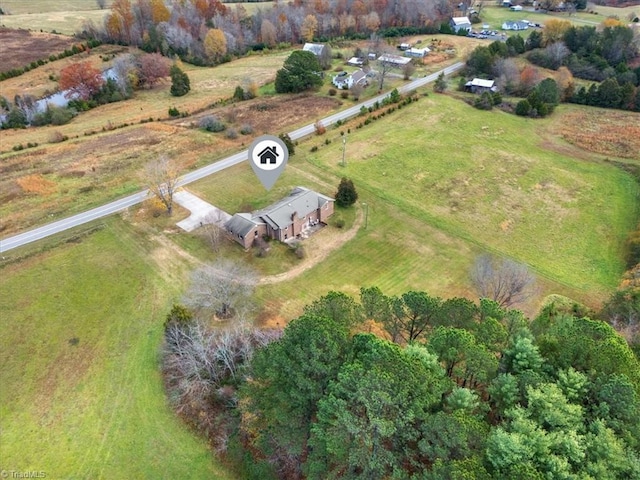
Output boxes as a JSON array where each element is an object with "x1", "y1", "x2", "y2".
[
  {"x1": 554, "y1": 109, "x2": 640, "y2": 160},
  {"x1": 0, "y1": 28, "x2": 80, "y2": 72}
]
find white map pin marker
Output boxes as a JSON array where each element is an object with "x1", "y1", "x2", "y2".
[{"x1": 248, "y1": 135, "x2": 289, "y2": 191}]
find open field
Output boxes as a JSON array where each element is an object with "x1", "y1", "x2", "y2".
[
  {"x1": 0, "y1": 28, "x2": 80, "y2": 72},
  {"x1": 0, "y1": 0, "x2": 274, "y2": 33},
  {"x1": 0, "y1": 10, "x2": 109, "y2": 35},
  {"x1": 0, "y1": 218, "x2": 234, "y2": 479},
  {"x1": 298, "y1": 95, "x2": 638, "y2": 292},
  {"x1": 0, "y1": 92, "x2": 341, "y2": 237},
  {"x1": 477, "y1": 4, "x2": 639, "y2": 36}
]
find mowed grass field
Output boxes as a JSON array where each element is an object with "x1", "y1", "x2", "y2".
[
  {"x1": 181, "y1": 94, "x2": 638, "y2": 318},
  {"x1": 301, "y1": 94, "x2": 638, "y2": 292},
  {"x1": 0, "y1": 219, "x2": 234, "y2": 479}
]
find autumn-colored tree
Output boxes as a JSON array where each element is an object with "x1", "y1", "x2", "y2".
[
  {"x1": 314, "y1": 0, "x2": 329, "y2": 14},
  {"x1": 137, "y1": 53, "x2": 171, "y2": 88},
  {"x1": 59, "y1": 61, "x2": 105, "y2": 100},
  {"x1": 601, "y1": 17, "x2": 625, "y2": 28},
  {"x1": 555, "y1": 66, "x2": 574, "y2": 100},
  {"x1": 365, "y1": 11, "x2": 381, "y2": 32},
  {"x1": 107, "y1": 0, "x2": 134, "y2": 42},
  {"x1": 150, "y1": 0, "x2": 170, "y2": 23},
  {"x1": 204, "y1": 28, "x2": 227, "y2": 62},
  {"x1": 543, "y1": 19, "x2": 572, "y2": 45},
  {"x1": 302, "y1": 14, "x2": 319, "y2": 42},
  {"x1": 261, "y1": 19, "x2": 277, "y2": 47},
  {"x1": 194, "y1": 0, "x2": 227, "y2": 20},
  {"x1": 519, "y1": 65, "x2": 541, "y2": 95}
]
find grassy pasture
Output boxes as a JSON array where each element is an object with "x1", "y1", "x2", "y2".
[
  {"x1": 0, "y1": 218, "x2": 233, "y2": 479},
  {"x1": 299, "y1": 94, "x2": 638, "y2": 293},
  {"x1": 477, "y1": 4, "x2": 639, "y2": 35}
]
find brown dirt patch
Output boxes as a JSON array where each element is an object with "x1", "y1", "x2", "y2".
[
  {"x1": 0, "y1": 27, "x2": 78, "y2": 73},
  {"x1": 181, "y1": 94, "x2": 342, "y2": 135},
  {"x1": 555, "y1": 109, "x2": 640, "y2": 160},
  {"x1": 16, "y1": 173, "x2": 56, "y2": 195}
]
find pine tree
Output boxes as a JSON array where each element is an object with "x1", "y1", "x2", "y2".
[
  {"x1": 170, "y1": 65, "x2": 190, "y2": 97},
  {"x1": 335, "y1": 177, "x2": 358, "y2": 207}
]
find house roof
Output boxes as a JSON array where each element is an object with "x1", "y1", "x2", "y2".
[
  {"x1": 377, "y1": 54, "x2": 411, "y2": 65},
  {"x1": 226, "y1": 187, "x2": 334, "y2": 237},
  {"x1": 407, "y1": 47, "x2": 431, "y2": 55},
  {"x1": 225, "y1": 213, "x2": 263, "y2": 238},
  {"x1": 351, "y1": 70, "x2": 367, "y2": 84},
  {"x1": 254, "y1": 187, "x2": 333, "y2": 230},
  {"x1": 303, "y1": 43, "x2": 326, "y2": 56},
  {"x1": 469, "y1": 78, "x2": 495, "y2": 88},
  {"x1": 503, "y1": 20, "x2": 528, "y2": 28},
  {"x1": 347, "y1": 56, "x2": 364, "y2": 65},
  {"x1": 451, "y1": 16, "x2": 471, "y2": 25}
]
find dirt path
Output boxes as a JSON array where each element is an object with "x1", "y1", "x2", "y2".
[{"x1": 259, "y1": 204, "x2": 363, "y2": 285}]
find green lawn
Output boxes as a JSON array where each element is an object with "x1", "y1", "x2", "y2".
[
  {"x1": 0, "y1": 219, "x2": 234, "y2": 479},
  {"x1": 302, "y1": 94, "x2": 638, "y2": 293},
  {"x1": 182, "y1": 96, "x2": 637, "y2": 318}
]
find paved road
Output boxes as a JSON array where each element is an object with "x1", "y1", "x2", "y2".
[{"x1": 0, "y1": 62, "x2": 464, "y2": 253}]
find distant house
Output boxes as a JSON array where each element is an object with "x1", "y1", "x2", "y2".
[
  {"x1": 502, "y1": 20, "x2": 529, "y2": 30},
  {"x1": 377, "y1": 53, "x2": 412, "y2": 67},
  {"x1": 465, "y1": 78, "x2": 498, "y2": 94},
  {"x1": 347, "y1": 56, "x2": 364, "y2": 67},
  {"x1": 502, "y1": 0, "x2": 512, "y2": 6},
  {"x1": 332, "y1": 69, "x2": 368, "y2": 89},
  {"x1": 224, "y1": 187, "x2": 335, "y2": 249},
  {"x1": 510, "y1": 4, "x2": 523, "y2": 10},
  {"x1": 405, "y1": 47, "x2": 431, "y2": 58},
  {"x1": 398, "y1": 43, "x2": 411, "y2": 51},
  {"x1": 450, "y1": 16, "x2": 472, "y2": 33},
  {"x1": 302, "y1": 43, "x2": 327, "y2": 57}
]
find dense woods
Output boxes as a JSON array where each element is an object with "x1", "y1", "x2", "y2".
[
  {"x1": 85, "y1": 0, "x2": 451, "y2": 64},
  {"x1": 163, "y1": 288, "x2": 640, "y2": 479}
]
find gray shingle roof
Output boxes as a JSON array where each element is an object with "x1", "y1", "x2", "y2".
[
  {"x1": 225, "y1": 213, "x2": 262, "y2": 237},
  {"x1": 253, "y1": 187, "x2": 332, "y2": 229}
]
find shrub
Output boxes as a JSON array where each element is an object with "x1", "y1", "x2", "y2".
[
  {"x1": 335, "y1": 217, "x2": 345, "y2": 228},
  {"x1": 328, "y1": 88, "x2": 337, "y2": 96},
  {"x1": 515, "y1": 99, "x2": 532, "y2": 116},
  {"x1": 50, "y1": 106, "x2": 75, "y2": 126},
  {"x1": 279, "y1": 133, "x2": 295, "y2": 156},
  {"x1": 474, "y1": 92, "x2": 493, "y2": 110},
  {"x1": 226, "y1": 128, "x2": 238, "y2": 139},
  {"x1": 48, "y1": 131, "x2": 68, "y2": 143},
  {"x1": 199, "y1": 115, "x2": 225, "y2": 132},
  {"x1": 314, "y1": 120, "x2": 326, "y2": 135},
  {"x1": 240, "y1": 123, "x2": 253, "y2": 135},
  {"x1": 340, "y1": 91, "x2": 349, "y2": 99}
]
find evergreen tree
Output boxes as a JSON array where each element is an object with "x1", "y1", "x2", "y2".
[
  {"x1": 169, "y1": 65, "x2": 190, "y2": 97},
  {"x1": 335, "y1": 177, "x2": 358, "y2": 207},
  {"x1": 275, "y1": 50, "x2": 323, "y2": 94}
]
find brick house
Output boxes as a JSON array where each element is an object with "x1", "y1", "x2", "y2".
[{"x1": 224, "y1": 187, "x2": 335, "y2": 249}]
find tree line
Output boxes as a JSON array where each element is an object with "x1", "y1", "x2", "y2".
[
  {"x1": 82, "y1": 0, "x2": 453, "y2": 65},
  {"x1": 162, "y1": 265, "x2": 640, "y2": 479},
  {"x1": 464, "y1": 21, "x2": 640, "y2": 115}
]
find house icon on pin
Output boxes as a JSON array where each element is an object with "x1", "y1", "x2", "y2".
[{"x1": 257, "y1": 145, "x2": 279, "y2": 164}]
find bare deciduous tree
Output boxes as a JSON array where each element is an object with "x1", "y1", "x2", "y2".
[
  {"x1": 183, "y1": 260, "x2": 258, "y2": 321},
  {"x1": 145, "y1": 155, "x2": 179, "y2": 215},
  {"x1": 201, "y1": 210, "x2": 225, "y2": 252},
  {"x1": 163, "y1": 320, "x2": 281, "y2": 449},
  {"x1": 402, "y1": 61, "x2": 416, "y2": 80},
  {"x1": 470, "y1": 254, "x2": 537, "y2": 308}
]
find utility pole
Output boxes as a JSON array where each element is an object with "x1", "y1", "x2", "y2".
[
  {"x1": 341, "y1": 133, "x2": 347, "y2": 167},
  {"x1": 362, "y1": 202, "x2": 368, "y2": 229}
]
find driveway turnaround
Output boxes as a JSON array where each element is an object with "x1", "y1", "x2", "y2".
[{"x1": 174, "y1": 190, "x2": 231, "y2": 232}]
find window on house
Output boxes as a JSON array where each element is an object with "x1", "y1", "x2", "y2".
[{"x1": 255, "y1": 231, "x2": 258, "y2": 236}]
